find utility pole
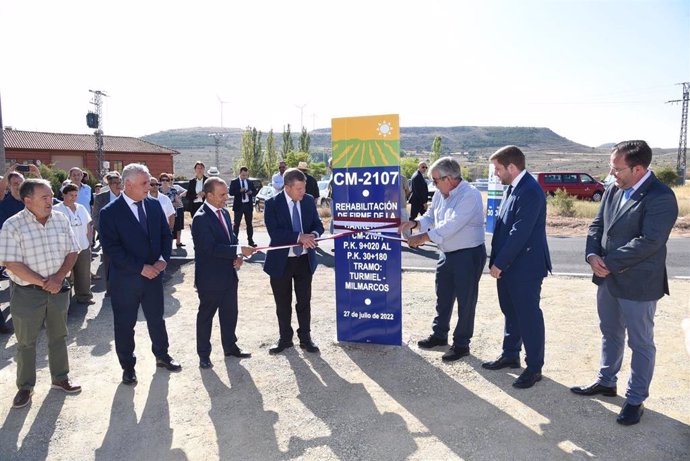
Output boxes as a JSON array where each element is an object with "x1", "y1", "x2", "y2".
[
  {"x1": 88, "y1": 89, "x2": 108, "y2": 178},
  {"x1": 667, "y1": 81, "x2": 689, "y2": 185},
  {"x1": 0, "y1": 92, "x2": 5, "y2": 169}
]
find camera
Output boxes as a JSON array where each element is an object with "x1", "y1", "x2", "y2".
[{"x1": 16, "y1": 165, "x2": 31, "y2": 172}]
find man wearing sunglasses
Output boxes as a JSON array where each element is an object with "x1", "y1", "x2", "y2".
[
  {"x1": 408, "y1": 161, "x2": 429, "y2": 220},
  {"x1": 400, "y1": 157, "x2": 486, "y2": 362}
]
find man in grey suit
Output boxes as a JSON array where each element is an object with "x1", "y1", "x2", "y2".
[
  {"x1": 572, "y1": 140, "x2": 678, "y2": 426},
  {"x1": 93, "y1": 172, "x2": 123, "y2": 293}
]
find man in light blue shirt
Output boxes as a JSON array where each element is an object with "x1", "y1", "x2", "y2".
[
  {"x1": 400, "y1": 157, "x2": 486, "y2": 362},
  {"x1": 69, "y1": 168, "x2": 93, "y2": 211}
]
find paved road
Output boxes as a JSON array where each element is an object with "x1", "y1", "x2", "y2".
[{"x1": 174, "y1": 230, "x2": 689, "y2": 278}]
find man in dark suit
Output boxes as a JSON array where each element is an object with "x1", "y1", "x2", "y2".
[
  {"x1": 408, "y1": 161, "x2": 429, "y2": 220},
  {"x1": 93, "y1": 172, "x2": 122, "y2": 291},
  {"x1": 484, "y1": 145, "x2": 551, "y2": 389},
  {"x1": 263, "y1": 168, "x2": 324, "y2": 354},
  {"x1": 297, "y1": 161, "x2": 320, "y2": 200},
  {"x1": 186, "y1": 161, "x2": 208, "y2": 219},
  {"x1": 192, "y1": 177, "x2": 255, "y2": 369},
  {"x1": 229, "y1": 166, "x2": 257, "y2": 247},
  {"x1": 99, "y1": 164, "x2": 181, "y2": 385},
  {"x1": 572, "y1": 140, "x2": 678, "y2": 426}
]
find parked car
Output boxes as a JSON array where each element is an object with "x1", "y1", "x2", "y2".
[
  {"x1": 424, "y1": 179, "x2": 437, "y2": 202},
  {"x1": 254, "y1": 185, "x2": 276, "y2": 212},
  {"x1": 534, "y1": 172, "x2": 605, "y2": 201},
  {"x1": 317, "y1": 180, "x2": 331, "y2": 208}
]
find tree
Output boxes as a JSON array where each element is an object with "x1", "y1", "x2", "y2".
[
  {"x1": 264, "y1": 129, "x2": 278, "y2": 177},
  {"x1": 430, "y1": 136, "x2": 442, "y2": 163},
  {"x1": 401, "y1": 157, "x2": 420, "y2": 179},
  {"x1": 285, "y1": 151, "x2": 309, "y2": 167},
  {"x1": 655, "y1": 166, "x2": 679, "y2": 186},
  {"x1": 281, "y1": 124, "x2": 294, "y2": 158},
  {"x1": 298, "y1": 127, "x2": 311, "y2": 154},
  {"x1": 239, "y1": 126, "x2": 265, "y2": 178}
]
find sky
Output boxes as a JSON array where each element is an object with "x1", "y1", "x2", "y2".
[{"x1": 1, "y1": 0, "x2": 688, "y2": 148}]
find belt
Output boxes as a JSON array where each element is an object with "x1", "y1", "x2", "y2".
[{"x1": 444, "y1": 243, "x2": 485, "y2": 255}]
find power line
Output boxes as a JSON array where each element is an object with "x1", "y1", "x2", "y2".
[{"x1": 666, "y1": 82, "x2": 689, "y2": 185}]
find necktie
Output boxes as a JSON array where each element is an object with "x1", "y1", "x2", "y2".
[
  {"x1": 505, "y1": 185, "x2": 513, "y2": 199},
  {"x1": 623, "y1": 188, "x2": 633, "y2": 200},
  {"x1": 216, "y1": 209, "x2": 231, "y2": 240},
  {"x1": 135, "y1": 201, "x2": 148, "y2": 234},
  {"x1": 242, "y1": 180, "x2": 247, "y2": 202},
  {"x1": 292, "y1": 200, "x2": 302, "y2": 256}
]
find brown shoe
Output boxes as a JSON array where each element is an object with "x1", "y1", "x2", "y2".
[
  {"x1": 51, "y1": 379, "x2": 82, "y2": 394},
  {"x1": 12, "y1": 389, "x2": 33, "y2": 409}
]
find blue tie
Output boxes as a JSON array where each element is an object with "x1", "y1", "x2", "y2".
[
  {"x1": 135, "y1": 201, "x2": 148, "y2": 234},
  {"x1": 292, "y1": 200, "x2": 302, "y2": 256},
  {"x1": 623, "y1": 188, "x2": 633, "y2": 200}
]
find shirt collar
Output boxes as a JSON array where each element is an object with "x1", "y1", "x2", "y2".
[
  {"x1": 205, "y1": 201, "x2": 221, "y2": 214},
  {"x1": 511, "y1": 169, "x2": 528, "y2": 188},
  {"x1": 628, "y1": 169, "x2": 652, "y2": 193},
  {"x1": 122, "y1": 192, "x2": 140, "y2": 207}
]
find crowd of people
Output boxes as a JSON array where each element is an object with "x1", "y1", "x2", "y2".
[{"x1": 0, "y1": 141, "x2": 680, "y2": 427}]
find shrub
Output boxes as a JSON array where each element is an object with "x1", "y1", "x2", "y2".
[
  {"x1": 655, "y1": 167, "x2": 679, "y2": 186},
  {"x1": 551, "y1": 188, "x2": 576, "y2": 217}
]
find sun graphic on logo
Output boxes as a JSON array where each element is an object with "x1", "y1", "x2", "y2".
[{"x1": 377, "y1": 121, "x2": 393, "y2": 137}]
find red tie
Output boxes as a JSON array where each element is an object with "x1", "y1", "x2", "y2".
[{"x1": 216, "y1": 209, "x2": 231, "y2": 239}]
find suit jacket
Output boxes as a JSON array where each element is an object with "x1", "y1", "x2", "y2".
[
  {"x1": 263, "y1": 192, "x2": 324, "y2": 278},
  {"x1": 93, "y1": 190, "x2": 117, "y2": 233},
  {"x1": 192, "y1": 203, "x2": 239, "y2": 292},
  {"x1": 585, "y1": 172, "x2": 678, "y2": 301},
  {"x1": 99, "y1": 195, "x2": 172, "y2": 282},
  {"x1": 408, "y1": 170, "x2": 428, "y2": 206},
  {"x1": 490, "y1": 172, "x2": 551, "y2": 281},
  {"x1": 305, "y1": 173, "x2": 320, "y2": 200},
  {"x1": 229, "y1": 177, "x2": 257, "y2": 212},
  {"x1": 186, "y1": 176, "x2": 208, "y2": 212}
]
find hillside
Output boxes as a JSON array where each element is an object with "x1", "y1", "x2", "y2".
[{"x1": 142, "y1": 125, "x2": 591, "y2": 154}]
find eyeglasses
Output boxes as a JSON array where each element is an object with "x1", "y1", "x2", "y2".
[
  {"x1": 431, "y1": 175, "x2": 447, "y2": 185},
  {"x1": 420, "y1": 166, "x2": 428, "y2": 170},
  {"x1": 150, "y1": 183, "x2": 160, "y2": 187},
  {"x1": 609, "y1": 165, "x2": 632, "y2": 174},
  {"x1": 70, "y1": 215, "x2": 83, "y2": 227},
  {"x1": 160, "y1": 179, "x2": 170, "y2": 182}
]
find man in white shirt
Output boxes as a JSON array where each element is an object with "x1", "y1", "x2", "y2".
[
  {"x1": 149, "y1": 177, "x2": 176, "y2": 231},
  {"x1": 400, "y1": 157, "x2": 487, "y2": 362}
]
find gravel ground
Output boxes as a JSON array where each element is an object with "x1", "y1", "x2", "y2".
[{"x1": 0, "y1": 260, "x2": 688, "y2": 461}]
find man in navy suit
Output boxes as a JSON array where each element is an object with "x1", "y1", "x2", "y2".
[
  {"x1": 192, "y1": 177, "x2": 255, "y2": 369},
  {"x1": 408, "y1": 161, "x2": 429, "y2": 220},
  {"x1": 484, "y1": 145, "x2": 551, "y2": 389},
  {"x1": 229, "y1": 166, "x2": 257, "y2": 247},
  {"x1": 263, "y1": 168, "x2": 324, "y2": 354},
  {"x1": 572, "y1": 140, "x2": 678, "y2": 426},
  {"x1": 99, "y1": 163, "x2": 181, "y2": 385}
]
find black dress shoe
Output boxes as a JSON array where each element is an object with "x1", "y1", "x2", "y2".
[
  {"x1": 299, "y1": 340, "x2": 320, "y2": 353},
  {"x1": 269, "y1": 341, "x2": 294, "y2": 355},
  {"x1": 417, "y1": 335, "x2": 448, "y2": 349},
  {"x1": 156, "y1": 355, "x2": 182, "y2": 372},
  {"x1": 199, "y1": 359, "x2": 213, "y2": 369},
  {"x1": 225, "y1": 347, "x2": 252, "y2": 358},
  {"x1": 482, "y1": 355, "x2": 521, "y2": 370},
  {"x1": 249, "y1": 241, "x2": 258, "y2": 248},
  {"x1": 442, "y1": 345, "x2": 470, "y2": 362},
  {"x1": 0, "y1": 324, "x2": 14, "y2": 335},
  {"x1": 512, "y1": 369, "x2": 542, "y2": 389},
  {"x1": 570, "y1": 382, "x2": 617, "y2": 397},
  {"x1": 617, "y1": 403, "x2": 644, "y2": 426},
  {"x1": 122, "y1": 369, "x2": 137, "y2": 385}
]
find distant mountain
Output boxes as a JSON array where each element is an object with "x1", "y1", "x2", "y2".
[{"x1": 142, "y1": 126, "x2": 592, "y2": 153}]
